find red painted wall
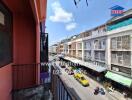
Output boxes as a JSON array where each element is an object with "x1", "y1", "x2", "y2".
[
  {"x1": 13, "y1": 14, "x2": 38, "y2": 89},
  {"x1": 36, "y1": 24, "x2": 40, "y2": 84},
  {"x1": 0, "y1": 0, "x2": 41, "y2": 99},
  {"x1": 0, "y1": 64, "x2": 12, "y2": 100},
  {"x1": 13, "y1": 14, "x2": 36, "y2": 64}
]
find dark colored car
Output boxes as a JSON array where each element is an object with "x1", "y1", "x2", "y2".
[
  {"x1": 60, "y1": 65, "x2": 66, "y2": 68},
  {"x1": 68, "y1": 70, "x2": 74, "y2": 75},
  {"x1": 99, "y1": 88, "x2": 105, "y2": 95}
]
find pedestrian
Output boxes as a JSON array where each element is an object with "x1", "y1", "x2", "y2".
[{"x1": 123, "y1": 91, "x2": 127, "y2": 98}]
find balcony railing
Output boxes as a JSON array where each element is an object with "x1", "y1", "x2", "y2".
[
  {"x1": 12, "y1": 63, "x2": 51, "y2": 100},
  {"x1": 12, "y1": 63, "x2": 50, "y2": 90},
  {"x1": 51, "y1": 66, "x2": 77, "y2": 100}
]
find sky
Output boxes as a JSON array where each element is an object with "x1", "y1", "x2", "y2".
[{"x1": 46, "y1": 0, "x2": 132, "y2": 46}]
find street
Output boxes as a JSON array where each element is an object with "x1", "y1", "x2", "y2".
[{"x1": 54, "y1": 60, "x2": 116, "y2": 100}]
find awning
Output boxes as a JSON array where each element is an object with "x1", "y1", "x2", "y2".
[
  {"x1": 105, "y1": 71, "x2": 132, "y2": 87},
  {"x1": 63, "y1": 56, "x2": 106, "y2": 72}
]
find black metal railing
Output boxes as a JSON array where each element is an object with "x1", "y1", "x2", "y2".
[{"x1": 51, "y1": 66, "x2": 77, "y2": 100}]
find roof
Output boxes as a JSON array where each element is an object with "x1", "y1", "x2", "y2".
[
  {"x1": 64, "y1": 56, "x2": 107, "y2": 72},
  {"x1": 107, "y1": 9, "x2": 132, "y2": 24},
  {"x1": 110, "y1": 5, "x2": 124, "y2": 10}
]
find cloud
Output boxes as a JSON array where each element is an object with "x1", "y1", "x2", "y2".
[
  {"x1": 49, "y1": 1, "x2": 74, "y2": 23},
  {"x1": 66, "y1": 23, "x2": 77, "y2": 31}
]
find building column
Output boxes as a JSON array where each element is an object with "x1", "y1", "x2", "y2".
[
  {"x1": 106, "y1": 36, "x2": 111, "y2": 70},
  {"x1": 131, "y1": 35, "x2": 132, "y2": 77},
  {"x1": 82, "y1": 41, "x2": 84, "y2": 61},
  {"x1": 91, "y1": 39, "x2": 94, "y2": 61}
]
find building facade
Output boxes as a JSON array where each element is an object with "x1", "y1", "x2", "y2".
[
  {"x1": 105, "y1": 9, "x2": 132, "y2": 88},
  {"x1": 55, "y1": 9, "x2": 132, "y2": 88},
  {"x1": 49, "y1": 44, "x2": 58, "y2": 54},
  {"x1": 0, "y1": 0, "x2": 47, "y2": 100}
]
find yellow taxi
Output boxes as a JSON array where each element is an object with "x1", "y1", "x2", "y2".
[{"x1": 74, "y1": 73, "x2": 89, "y2": 86}]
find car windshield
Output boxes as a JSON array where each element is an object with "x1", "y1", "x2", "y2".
[{"x1": 81, "y1": 77, "x2": 85, "y2": 80}]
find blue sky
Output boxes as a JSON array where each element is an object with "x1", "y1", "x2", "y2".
[{"x1": 46, "y1": 0, "x2": 132, "y2": 46}]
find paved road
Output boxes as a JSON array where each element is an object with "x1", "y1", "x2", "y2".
[
  {"x1": 55, "y1": 61, "x2": 116, "y2": 100},
  {"x1": 49, "y1": 55, "x2": 118, "y2": 100}
]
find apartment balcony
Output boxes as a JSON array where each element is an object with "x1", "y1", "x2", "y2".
[
  {"x1": 111, "y1": 52, "x2": 131, "y2": 68},
  {"x1": 111, "y1": 35, "x2": 131, "y2": 51},
  {"x1": 76, "y1": 56, "x2": 82, "y2": 60},
  {"x1": 84, "y1": 56, "x2": 92, "y2": 61},
  {"x1": 12, "y1": 63, "x2": 51, "y2": 100},
  {"x1": 71, "y1": 55, "x2": 76, "y2": 58}
]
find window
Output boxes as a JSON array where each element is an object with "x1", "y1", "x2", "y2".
[
  {"x1": 117, "y1": 52, "x2": 123, "y2": 64},
  {"x1": 81, "y1": 77, "x2": 85, "y2": 80},
  {"x1": 94, "y1": 40, "x2": 99, "y2": 49},
  {"x1": 94, "y1": 51, "x2": 105, "y2": 61},
  {"x1": 112, "y1": 66, "x2": 119, "y2": 72},
  {"x1": 117, "y1": 37, "x2": 122, "y2": 49},
  {"x1": 123, "y1": 52, "x2": 131, "y2": 66},
  {"x1": 112, "y1": 65, "x2": 131, "y2": 75},
  {"x1": 111, "y1": 51, "x2": 131, "y2": 67},
  {"x1": 0, "y1": 2, "x2": 12, "y2": 67},
  {"x1": 94, "y1": 51, "x2": 100, "y2": 60},
  {"x1": 111, "y1": 52, "x2": 117, "y2": 64},
  {"x1": 84, "y1": 41, "x2": 91, "y2": 50},
  {"x1": 111, "y1": 37, "x2": 116, "y2": 49},
  {"x1": 101, "y1": 39, "x2": 106, "y2": 49},
  {"x1": 100, "y1": 51, "x2": 105, "y2": 61},
  {"x1": 111, "y1": 35, "x2": 130, "y2": 50},
  {"x1": 122, "y1": 35, "x2": 130, "y2": 50}
]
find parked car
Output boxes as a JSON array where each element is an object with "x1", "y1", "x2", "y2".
[
  {"x1": 65, "y1": 68, "x2": 74, "y2": 75},
  {"x1": 60, "y1": 65, "x2": 66, "y2": 68},
  {"x1": 68, "y1": 70, "x2": 74, "y2": 75},
  {"x1": 65, "y1": 68, "x2": 69, "y2": 73},
  {"x1": 74, "y1": 73, "x2": 89, "y2": 86},
  {"x1": 57, "y1": 54, "x2": 64, "y2": 59}
]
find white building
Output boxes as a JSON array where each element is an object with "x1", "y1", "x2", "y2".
[
  {"x1": 49, "y1": 44, "x2": 58, "y2": 54},
  {"x1": 104, "y1": 9, "x2": 132, "y2": 87},
  {"x1": 56, "y1": 9, "x2": 132, "y2": 88}
]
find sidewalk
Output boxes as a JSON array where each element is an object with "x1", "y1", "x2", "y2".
[{"x1": 83, "y1": 74, "x2": 132, "y2": 100}]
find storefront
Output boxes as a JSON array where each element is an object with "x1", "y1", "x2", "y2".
[{"x1": 105, "y1": 71, "x2": 132, "y2": 88}]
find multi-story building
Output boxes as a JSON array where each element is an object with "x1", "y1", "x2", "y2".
[
  {"x1": 49, "y1": 44, "x2": 58, "y2": 54},
  {"x1": 63, "y1": 39, "x2": 69, "y2": 56},
  {"x1": 79, "y1": 25, "x2": 107, "y2": 79},
  {"x1": 67, "y1": 35, "x2": 78, "y2": 57},
  {"x1": 76, "y1": 41, "x2": 83, "y2": 60},
  {"x1": 56, "y1": 42, "x2": 63, "y2": 54},
  {"x1": 105, "y1": 9, "x2": 132, "y2": 88},
  {"x1": 55, "y1": 9, "x2": 132, "y2": 88}
]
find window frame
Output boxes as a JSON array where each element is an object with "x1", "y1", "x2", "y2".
[{"x1": 0, "y1": 1, "x2": 13, "y2": 68}]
